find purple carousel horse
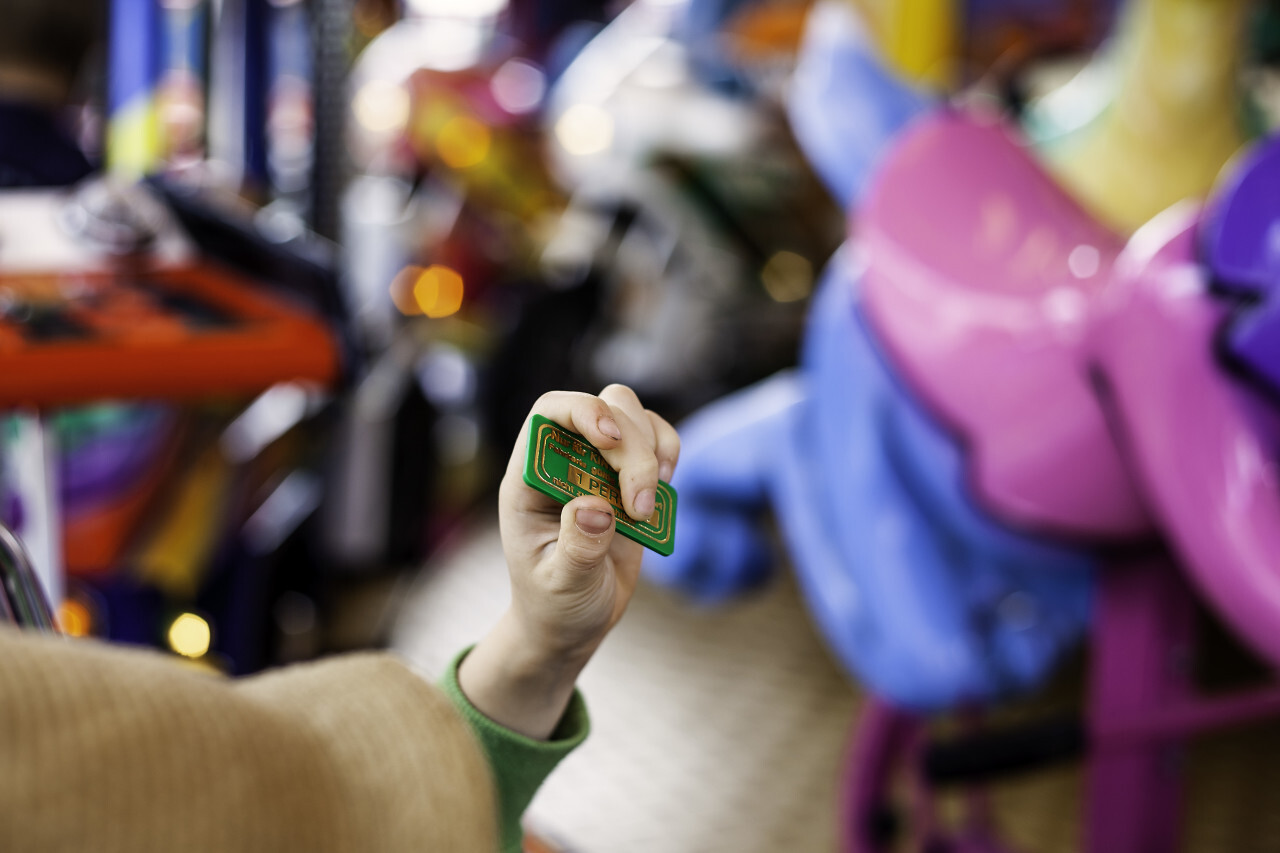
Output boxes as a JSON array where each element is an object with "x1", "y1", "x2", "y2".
[{"x1": 851, "y1": 111, "x2": 1280, "y2": 852}]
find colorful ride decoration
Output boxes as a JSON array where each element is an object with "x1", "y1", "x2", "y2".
[
  {"x1": 649, "y1": 0, "x2": 1280, "y2": 848},
  {"x1": 848, "y1": 108, "x2": 1280, "y2": 853},
  {"x1": 1031, "y1": 0, "x2": 1254, "y2": 234},
  {"x1": 1201, "y1": 134, "x2": 1280, "y2": 397},
  {"x1": 848, "y1": 0, "x2": 1114, "y2": 91}
]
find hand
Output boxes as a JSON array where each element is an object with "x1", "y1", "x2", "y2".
[{"x1": 458, "y1": 386, "x2": 679, "y2": 739}]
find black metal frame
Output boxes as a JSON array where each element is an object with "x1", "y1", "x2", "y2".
[{"x1": 0, "y1": 523, "x2": 57, "y2": 632}]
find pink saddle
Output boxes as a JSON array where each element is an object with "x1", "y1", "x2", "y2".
[
  {"x1": 859, "y1": 109, "x2": 1280, "y2": 668},
  {"x1": 858, "y1": 110, "x2": 1148, "y2": 539}
]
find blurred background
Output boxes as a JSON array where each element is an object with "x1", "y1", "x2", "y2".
[{"x1": 5, "y1": 0, "x2": 1280, "y2": 849}]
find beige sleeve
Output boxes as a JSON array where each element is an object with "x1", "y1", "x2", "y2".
[{"x1": 0, "y1": 626, "x2": 496, "y2": 853}]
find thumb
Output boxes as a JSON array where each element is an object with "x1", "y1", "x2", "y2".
[{"x1": 554, "y1": 496, "x2": 616, "y2": 574}]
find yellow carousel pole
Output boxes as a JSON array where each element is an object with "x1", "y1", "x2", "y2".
[{"x1": 1042, "y1": 0, "x2": 1252, "y2": 234}]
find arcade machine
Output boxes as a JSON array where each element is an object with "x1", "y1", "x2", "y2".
[{"x1": 0, "y1": 0, "x2": 350, "y2": 673}]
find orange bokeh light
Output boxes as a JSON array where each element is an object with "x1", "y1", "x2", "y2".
[
  {"x1": 391, "y1": 264, "x2": 466, "y2": 318},
  {"x1": 413, "y1": 265, "x2": 466, "y2": 318},
  {"x1": 57, "y1": 599, "x2": 92, "y2": 637}
]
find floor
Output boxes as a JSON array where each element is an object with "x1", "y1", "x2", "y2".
[{"x1": 390, "y1": 515, "x2": 1280, "y2": 853}]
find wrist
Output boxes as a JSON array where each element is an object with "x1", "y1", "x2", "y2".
[
  {"x1": 493, "y1": 609, "x2": 595, "y2": 686},
  {"x1": 457, "y1": 610, "x2": 593, "y2": 740},
  {"x1": 504, "y1": 603, "x2": 606, "y2": 670}
]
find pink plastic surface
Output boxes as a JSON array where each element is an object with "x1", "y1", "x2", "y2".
[
  {"x1": 844, "y1": 107, "x2": 1280, "y2": 853},
  {"x1": 860, "y1": 109, "x2": 1280, "y2": 668},
  {"x1": 1091, "y1": 208, "x2": 1280, "y2": 669},
  {"x1": 859, "y1": 111, "x2": 1151, "y2": 539}
]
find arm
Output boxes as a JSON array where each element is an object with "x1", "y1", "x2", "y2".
[
  {"x1": 461, "y1": 384, "x2": 679, "y2": 739},
  {"x1": 0, "y1": 627, "x2": 496, "y2": 853},
  {"x1": 0, "y1": 386, "x2": 677, "y2": 853},
  {"x1": 453, "y1": 385, "x2": 679, "y2": 849}
]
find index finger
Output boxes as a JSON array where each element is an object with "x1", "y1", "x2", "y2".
[
  {"x1": 509, "y1": 388, "x2": 663, "y2": 520},
  {"x1": 506, "y1": 390, "x2": 627, "y2": 480}
]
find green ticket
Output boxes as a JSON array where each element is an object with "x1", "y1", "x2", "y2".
[{"x1": 522, "y1": 414, "x2": 677, "y2": 556}]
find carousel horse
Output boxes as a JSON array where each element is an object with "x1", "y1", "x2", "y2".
[
  {"x1": 649, "y1": 0, "x2": 1273, "y2": 847},
  {"x1": 653, "y1": 0, "x2": 1104, "y2": 713},
  {"x1": 648, "y1": 247, "x2": 1095, "y2": 709},
  {"x1": 655, "y1": 103, "x2": 1280, "y2": 852},
  {"x1": 845, "y1": 106, "x2": 1280, "y2": 853}
]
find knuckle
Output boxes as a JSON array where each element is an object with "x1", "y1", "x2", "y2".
[
  {"x1": 600, "y1": 383, "x2": 639, "y2": 404},
  {"x1": 577, "y1": 395, "x2": 612, "y2": 420},
  {"x1": 561, "y1": 538, "x2": 603, "y2": 569},
  {"x1": 626, "y1": 456, "x2": 660, "y2": 484}
]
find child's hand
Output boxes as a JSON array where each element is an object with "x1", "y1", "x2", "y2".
[
  {"x1": 459, "y1": 386, "x2": 679, "y2": 739},
  {"x1": 500, "y1": 385, "x2": 680, "y2": 657}
]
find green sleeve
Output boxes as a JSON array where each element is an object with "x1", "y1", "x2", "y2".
[{"x1": 439, "y1": 648, "x2": 590, "y2": 853}]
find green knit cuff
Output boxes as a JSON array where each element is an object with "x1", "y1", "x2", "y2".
[{"x1": 440, "y1": 647, "x2": 590, "y2": 853}]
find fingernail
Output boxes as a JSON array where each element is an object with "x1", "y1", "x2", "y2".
[
  {"x1": 634, "y1": 488, "x2": 655, "y2": 519},
  {"x1": 598, "y1": 416, "x2": 622, "y2": 441},
  {"x1": 575, "y1": 508, "x2": 613, "y2": 535},
  {"x1": 658, "y1": 461, "x2": 674, "y2": 483}
]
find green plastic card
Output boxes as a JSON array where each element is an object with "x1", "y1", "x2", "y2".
[{"x1": 523, "y1": 414, "x2": 677, "y2": 556}]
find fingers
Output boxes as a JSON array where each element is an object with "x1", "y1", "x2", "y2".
[
  {"x1": 598, "y1": 384, "x2": 655, "y2": 445},
  {"x1": 599, "y1": 383, "x2": 680, "y2": 487},
  {"x1": 596, "y1": 384, "x2": 660, "y2": 519},
  {"x1": 597, "y1": 387, "x2": 680, "y2": 470},
  {"x1": 511, "y1": 385, "x2": 680, "y2": 522},
  {"x1": 647, "y1": 409, "x2": 681, "y2": 484},
  {"x1": 510, "y1": 391, "x2": 626, "y2": 466}
]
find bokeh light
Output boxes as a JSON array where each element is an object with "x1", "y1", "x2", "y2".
[
  {"x1": 555, "y1": 104, "x2": 614, "y2": 157},
  {"x1": 413, "y1": 265, "x2": 466, "y2": 318},
  {"x1": 436, "y1": 115, "x2": 491, "y2": 169},
  {"x1": 761, "y1": 250, "x2": 814, "y2": 303},
  {"x1": 353, "y1": 79, "x2": 410, "y2": 135},
  {"x1": 491, "y1": 59, "x2": 546, "y2": 115},
  {"x1": 57, "y1": 599, "x2": 92, "y2": 637},
  {"x1": 168, "y1": 612, "x2": 212, "y2": 659}
]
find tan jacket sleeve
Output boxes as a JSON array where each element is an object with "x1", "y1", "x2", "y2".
[{"x1": 0, "y1": 626, "x2": 497, "y2": 853}]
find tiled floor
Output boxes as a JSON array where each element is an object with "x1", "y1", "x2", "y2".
[
  {"x1": 391, "y1": 515, "x2": 1280, "y2": 853},
  {"x1": 391, "y1": 514, "x2": 861, "y2": 853}
]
